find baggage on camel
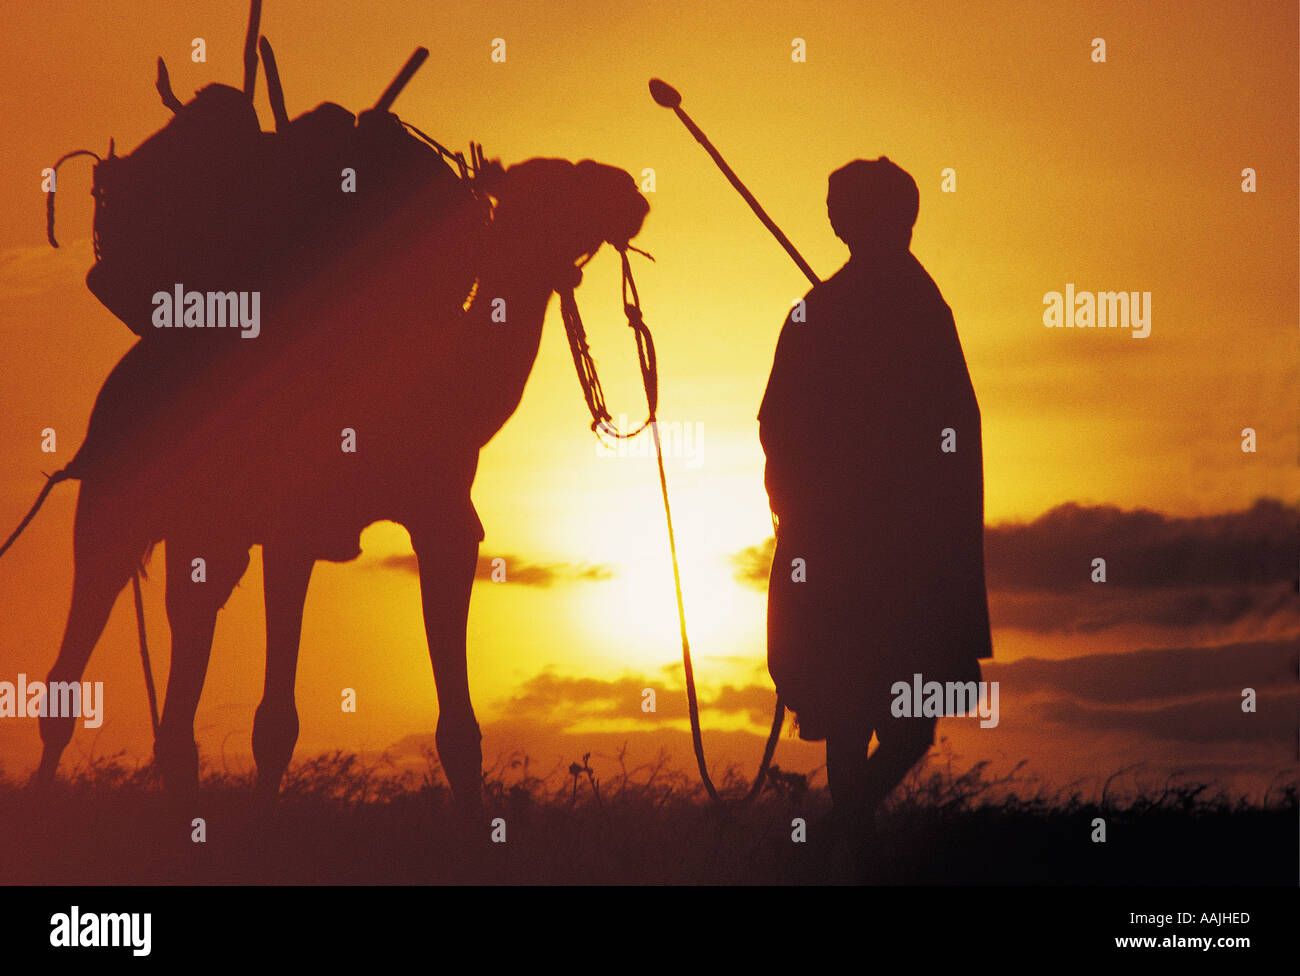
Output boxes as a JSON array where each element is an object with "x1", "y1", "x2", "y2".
[{"x1": 47, "y1": 10, "x2": 495, "y2": 344}]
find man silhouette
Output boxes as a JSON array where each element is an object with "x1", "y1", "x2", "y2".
[{"x1": 759, "y1": 157, "x2": 992, "y2": 857}]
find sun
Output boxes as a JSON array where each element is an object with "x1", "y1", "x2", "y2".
[{"x1": 554, "y1": 462, "x2": 775, "y2": 685}]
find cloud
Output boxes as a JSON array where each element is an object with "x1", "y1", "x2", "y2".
[
  {"x1": 377, "y1": 552, "x2": 612, "y2": 587},
  {"x1": 986, "y1": 583, "x2": 1296, "y2": 633},
  {"x1": 984, "y1": 499, "x2": 1296, "y2": 632},
  {"x1": 1026, "y1": 691, "x2": 1298, "y2": 746},
  {"x1": 493, "y1": 671, "x2": 778, "y2": 731},
  {"x1": 707, "y1": 683, "x2": 784, "y2": 726},
  {"x1": 983, "y1": 638, "x2": 1295, "y2": 705},
  {"x1": 983, "y1": 498, "x2": 1296, "y2": 593},
  {"x1": 981, "y1": 639, "x2": 1296, "y2": 746},
  {"x1": 731, "y1": 498, "x2": 1299, "y2": 632},
  {"x1": 731, "y1": 538, "x2": 775, "y2": 588},
  {"x1": 498, "y1": 673, "x2": 682, "y2": 727}
]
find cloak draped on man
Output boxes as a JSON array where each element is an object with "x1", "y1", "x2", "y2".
[{"x1": 759, "y1": 248, "x2": 992, "y2": 740}]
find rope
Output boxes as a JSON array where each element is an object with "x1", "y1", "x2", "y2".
[
  {"x1": 45, "y1": 149, "x2": 102, "y2": 249},
  {"x1": 132, "y1": 572, "x2": 161, "y2": 739},
  {"x1": 558, "y1": 250, "x2": 657, "y2": 441},
  {"x1": 0, "y1": 470, "x2": 158, "y2": 740},
  {"x1": 0, "y1": 469, "x2": 71, "y2": 559},
  {"x1": 560, "y1": 249, "x2": 785, "y2": 806}
]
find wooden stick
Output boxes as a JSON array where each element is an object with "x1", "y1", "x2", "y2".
[
  {"x1": 373, "y1": 47, "x2": 429, "y2": 113},
  {"x1": 258, "y1": 37, "x2": 289, "y2": 130},
  {"x1": 650, "y1": 78, "x2": 819, "y2": 285},
  {"x1": 243, "y1": 0, "x2": 263, "y2": 98}
]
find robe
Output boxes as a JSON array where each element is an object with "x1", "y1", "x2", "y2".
[{"x1": 759, "y1": 249, "x2": 992, "y2": 739}]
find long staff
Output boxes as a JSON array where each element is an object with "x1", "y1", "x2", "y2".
[{"x1": 649, "y1": 78, "x2": 819, "y2": 285}]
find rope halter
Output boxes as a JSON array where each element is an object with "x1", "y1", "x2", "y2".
[{"x1": 558, "y1": 245, "x2": 658, "y2": 443}]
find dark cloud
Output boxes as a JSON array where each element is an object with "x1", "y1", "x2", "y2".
[
  {"x1": 1026, "y1": 691, "x2": 1297, "y2": 746},
  {"x1": 984, "y1": 498, "x2": 1297, "y2": 632},
  {"x1": 378, "y1": 553, "x2": 613, "y2": 587},
  {"x1": 987, "y1": 583, "x2": 1296, "y2": 633},
  {"x1": 983, "y1": 639, "x2": 1296, "y2": 705},
  {"x1": 983, "y1": 498, "x2": 1296, "y2": 592},
  {"x1": 499, "y1": 673, "x2": 682, "y2": 727},
  {"x1": 981, "y1": 639, "x2": 1297, "y2": 746},
  {"x1": 731, "y1": 498, "x2": 1299, "y2": 632},
  {"x1": 494, "y1": 672, "x2": 778, "y2": 731},
  {"x1": 708, "y1": 683, "x2": 784, "y2": 726}
]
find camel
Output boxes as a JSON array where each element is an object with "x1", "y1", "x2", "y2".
[{"x1": 32, "y1": 156, "x2": 651, "y2": 817}]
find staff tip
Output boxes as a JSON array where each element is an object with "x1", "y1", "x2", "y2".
[{"x1": 648, "y1": 78, "x2": 681, "y2": 109}]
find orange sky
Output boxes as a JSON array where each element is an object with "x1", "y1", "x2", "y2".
[{"x1": 0, "y1": 0, "x2": 1295, "y2": 798}]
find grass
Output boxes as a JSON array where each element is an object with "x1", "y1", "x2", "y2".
[{"x1": 1, "y1": 743, "x2": 1294, "y2": 885}]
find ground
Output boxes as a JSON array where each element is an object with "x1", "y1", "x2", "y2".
[{"x1": 2, "y1": 748, "x2": 1294, "y2": 885}]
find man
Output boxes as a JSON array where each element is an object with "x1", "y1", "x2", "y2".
[{"x1": 759, "y1": 157, "x2": 992, "y2": 850}]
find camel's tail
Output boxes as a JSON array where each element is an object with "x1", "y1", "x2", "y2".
[{"x1": 0, "y1": 469, "x2": 73, "y2": 560}]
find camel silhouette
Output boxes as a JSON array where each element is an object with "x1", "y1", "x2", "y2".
[{"x1": 32, "y1": 155, "x2": 651, "y2": 817}]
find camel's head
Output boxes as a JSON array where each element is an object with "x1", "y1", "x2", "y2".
[{"x1": 487, "y1": 158, "x2": 650, "y2": 283}]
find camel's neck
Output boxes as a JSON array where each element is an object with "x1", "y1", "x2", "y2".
[{"x1": 457, "y1": 228, "x2": 566, "y2": 446}]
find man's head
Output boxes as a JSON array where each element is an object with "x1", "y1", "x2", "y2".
[{"x1": 827, "y1": 157, "x2": 918, "y2": 255}]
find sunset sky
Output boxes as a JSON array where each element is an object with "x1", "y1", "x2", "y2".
[{"x1": 1, "y1": 0, "x2": 1295, "y2": 801}]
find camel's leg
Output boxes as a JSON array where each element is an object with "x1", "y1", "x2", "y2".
[
  {"x1": 411, "y1": 529, "x2": 482, "y2": 818},
  {"x1": 35, "y1": 483, "x2": 148, "y2": 787},
  {"x1": 155, "y1": 536, "x2": 249, "y2": 796},
  {"x1": 252, "y1": 544, "x2": 313, "y2": 802}
]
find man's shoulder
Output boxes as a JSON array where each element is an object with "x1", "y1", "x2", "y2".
[
  {"x1": 791, "y1": 260, "x2": 866, "y2": 320},
  {"x1": 881, "y1": 253, "x2": 955, "y2": 328},
  {"x1": 813, "y1": 253, "x2": 951, "y2": 316},
  {"x1": 904, "y1": 253, "x2": 948, "y2": 299}
]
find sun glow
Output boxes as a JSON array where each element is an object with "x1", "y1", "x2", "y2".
[{"x1": 548, "y1": 460, "x2": 774, "y2": 686}]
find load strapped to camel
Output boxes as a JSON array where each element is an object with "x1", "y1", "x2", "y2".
[{"x1": 47, "y1": 1, "x2": 499, "y2": 341}]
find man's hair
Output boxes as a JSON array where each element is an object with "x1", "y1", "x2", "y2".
[{"x1": 827, "y1": 157, "x2": 919, "y2": 250}]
